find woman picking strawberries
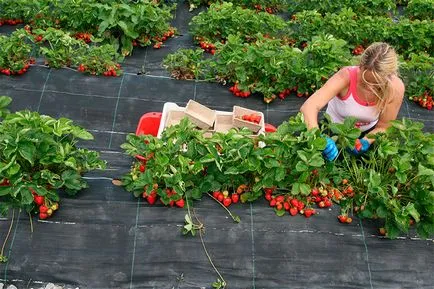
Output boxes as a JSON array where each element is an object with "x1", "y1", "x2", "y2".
[{"x1": 300, "y1": 42, "x2": 405, "y2": 161}]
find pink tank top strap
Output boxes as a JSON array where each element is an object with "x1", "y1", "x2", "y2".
[
  {"x1": 340, "y1": 66, "x2": 358, "y2": 100},
  {"x1": 341, "y1": 66, "x2": 376, "y2": 106}
]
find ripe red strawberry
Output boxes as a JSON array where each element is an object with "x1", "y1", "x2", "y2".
[
  {"x1": 276, "y1": 202, "x2": 283, "y2": 211},
  {"x1": 213, "y1": 191, "x2": 220, "y2": 199},
  {"x1": 276, "y1": 195, "x2": 285, "y2": 203},
  {"x1": 34, "y1": 195, "x2": 44, "y2": 206},
  {"x1": 269, "y1": 199, "x2": 277, "y2": 207},
  {"x1": 39, "y1": 212, "x2": 48, "y2": 220},
  {"x1": 311, "y1": 188, "x2": 319, "y2": 196},
  {"x1": 297, "y1": 201, "x2": 305, "y2": 211},
  {"x1": 175, "y1": 199, "x2": 185, "y2": 208},
  {"x1": 139, "y1": 164, "x2": 145, "y2": 172},
  {"x1": 290, "y1": 199, "x2": 299, "y2": 207},
  {"x1": 289, "y1": 207, "x2": 298, "y2": 216},
  {"x1": 39, "y1": 205, "x2": 48, "y2": 213},
  {"x1": 304, "y1": 209, "x2": 315, "y2": 218},
  {"x1": 231, "y1": 193, "x2": 239, "y2": 203},
  {"x1": 338, "y1": 215, "x2": 347, "y2": 223},
  {"x1": 324, "y1": 199, "x2": 332, "y2": 207},
  {"x1": 283, "y1": 202, "x2": 290, "y2": 211},
  {"x1": 265, "y1": 193, "x2": 272, "y2": 201},
  {"x1": 217, "y1": 193, "x2": 224, "y2": 202},
  {"x1": 147, "y1": 195, "x2": 157, "y2": 205},
  {"x1": 354, "y1": 139, "x2": 362, "y2": 151},
  {"x1": 264, "y1": 187, "x2": 274, "y2": 194},
  {"x1": 223, "y1": 197, "x2": 232, "y2": 207}
]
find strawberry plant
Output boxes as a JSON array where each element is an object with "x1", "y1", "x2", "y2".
[
  {"x1": 56, "y1": 0, "x2": 100, "y2": 33},
  {"x1": 388, "y1": 18, "x2": 434, "y2": 58},
  {"x1": 0, "y1": 96, "x2": 106, "y2": 220},
  {"x1": 0, "y1": 29, "x2": 32, "y2": 75},
  {"x1": 93, "y1": 0, "x2": 175, "y2": 56},
  {"x1": 76, "y1": 44, "x2": 123, "y2": 76},
  {"x1": 328, "y1": 117, "x2": 434, "y2": 239},
  {"x1": 405, "y1": 0, "x2": 434, "y2": 20},
  {"x1": 32, "y1": 28, "x2": 87, "y2": 68},
  {"x1": 162, "y1": 48, "x2": 211, "y2": 80},
  {"x1": 401, "y1": 52, "x2": 434, "y2": 109},
  {"x1": 187, "y1": 0, "x2": 288, "y2": 12},
  {"x1": 287, "y1": 0, "x2": 396, "y2": 16},
  {"x1": 189, "y1": 2, "x2": 290, "y2": 46}
]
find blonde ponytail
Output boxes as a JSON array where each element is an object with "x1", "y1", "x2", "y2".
[{"x1": 359, "y1": 42, "x2": 399, "y2": 113}]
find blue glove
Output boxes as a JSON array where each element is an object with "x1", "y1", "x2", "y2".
[
  {"x1": 322, "y1": 137, "x2": 338, "y2": 161},
  {"x1": 351, "y1": 138, "x2": 370, "y2": 155}
]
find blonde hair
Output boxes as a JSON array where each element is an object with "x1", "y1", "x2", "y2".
[{"x1": 359, "y1": 42, "x2": 398, "y2": 113}]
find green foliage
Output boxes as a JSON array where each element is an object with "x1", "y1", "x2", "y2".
[
  {"x1": 401, "y1": 52, "x2": 434, "y2": 98},
  {"x1": 0, "y1": 29, "x2": 32, "y2": 73},
  {"x1": 189, "y1": 2, "x2": 291, "y2": 44},
  {"x1": 287, "y1": 0, "x2": 396, "y2": 16},
  {"x1": 94, "y1": 0, "x2": 175, "y2": 56},
  {"x1": 0, "y1": 96, "x2": 106, "y2": 215},
  {"x1": 164, "y1": 33, "x2": 350, "y2": 102},
  {"x1": 163, "y1": 48, "x2": 209, "y2": 80},
  {"x1": 33, "y1": 28, "x2": 87, "y2": 68},
  {"x1": 289, "y1": 8, "x2": 434, "y2": 58},
  {"x1": 123, "y1": 114, "x2": 434, "y2": 239},
  {"x1": 327, "y1": 117, "x2": 434, "y2": 239},
  {"x1": 405, "y1": 0, "x2": 434, "y2": 20}
]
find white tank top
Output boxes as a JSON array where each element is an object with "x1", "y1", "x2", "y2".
[{"x1": 326, "y1": 66, "x2": 379, "y2": 132}]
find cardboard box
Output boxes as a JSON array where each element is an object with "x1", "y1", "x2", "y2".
[
  {"x1": 214, "y1": 113, "x2": 233, "y2": 133},
  {"x1": 185, "y1": 100, "x2": 216, "y2": 129},
  {"x1": 232, "y1": 106, "x2": 264, "y2": 133},
  {"x1": 164, "y1": 109, "x2": 186, "y2": 128}
]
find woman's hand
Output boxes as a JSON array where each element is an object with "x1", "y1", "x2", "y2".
[
  {"x1": 350, "y1": 138, "x2": 370, "y2": 155},
  {"x1": 323, "y1": 137, "x2": 338, "y2": 161}
]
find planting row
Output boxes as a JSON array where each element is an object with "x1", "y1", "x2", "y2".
[
  {"x1": 162, "y1": 2, "x2": 433, "y2": 108},
  {"x1": 0, "y1": 0, "x2": 176, "y2": 56},
  {"x1": 0, "y1": 96, "x2": 106, "y2": 222},
  {"x1": 121, "y1": 114, "x2": 434, "y2": 239},
  {"x1": 0, "y1": 94, "x2": 432, "y2": 240}
]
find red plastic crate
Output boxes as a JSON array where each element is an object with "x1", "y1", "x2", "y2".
[{"x1": 135, "y1": 112, "x2": 162, "y2": 137}]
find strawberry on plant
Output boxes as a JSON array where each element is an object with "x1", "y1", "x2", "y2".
[
  {"x1": 147, "y1": 195, "x2": 157, "y2": 205},
  {"x1": 34, "y1": 195, "x2": 45, "y2": 206},
  {"x1": 39, "y1": 212, "x2": 48, "y2": 220},
  {"x1": 175, "y1": 199, "x2": 185, "y2": 208},
  {"x1": 304, "y1": 208, "x2": 315, "y2": 218},
  {"x1": 223, "y1": 197, "x2": 232, "y2": 207},
  {"x1": 289, "y1": 207, "x2": 298, "y2": 216},
  {"x1": 217, "y1": 193, "x2": 224, "y2": 202},
  {"x1": 231, "y1": 194, "x2": 239, "y2": 204},
  {"x1": 39, "y1": 205, "x2": 48, "y2": 213}
]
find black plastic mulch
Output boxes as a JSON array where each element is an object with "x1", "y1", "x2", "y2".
[{"x1": 0, "y1": 2, "x2": 433, "y2": 289}]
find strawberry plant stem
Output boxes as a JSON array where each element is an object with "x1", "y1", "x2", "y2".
[
  {"x1": 192, "y1": 209, "x2": 227, "y2": 289},
  {"x1": 28, "y1": 212, "x2": 33, "y2": 233},
  {"x1": 0, "y1": 209, "x2": 15, "y2": 262},
  {"x1": 207, "y1": 192, "x2": 240, "y2": 223}
]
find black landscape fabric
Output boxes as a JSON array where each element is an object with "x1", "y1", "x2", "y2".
[{"x1": 0, "y1": 2, "x2": 433, "y2": 289}]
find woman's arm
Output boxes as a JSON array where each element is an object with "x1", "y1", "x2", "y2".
[
  {"x1": 300, "y1": 68, "x2": 350, "y2": 129},
  {"x1": 364, "y1": 77, "x2": 405, "y2": 143}
]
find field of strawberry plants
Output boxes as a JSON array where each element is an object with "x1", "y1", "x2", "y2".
[
  {"x1": 162, "y1": 1, "x2": 433, "y2": 109},
  {"x1": 0, "y1": 0, "x2": 176, "y2": 75},
  {"x1": 0, "y1": 1, "x2": 433, "y2": 288}
]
